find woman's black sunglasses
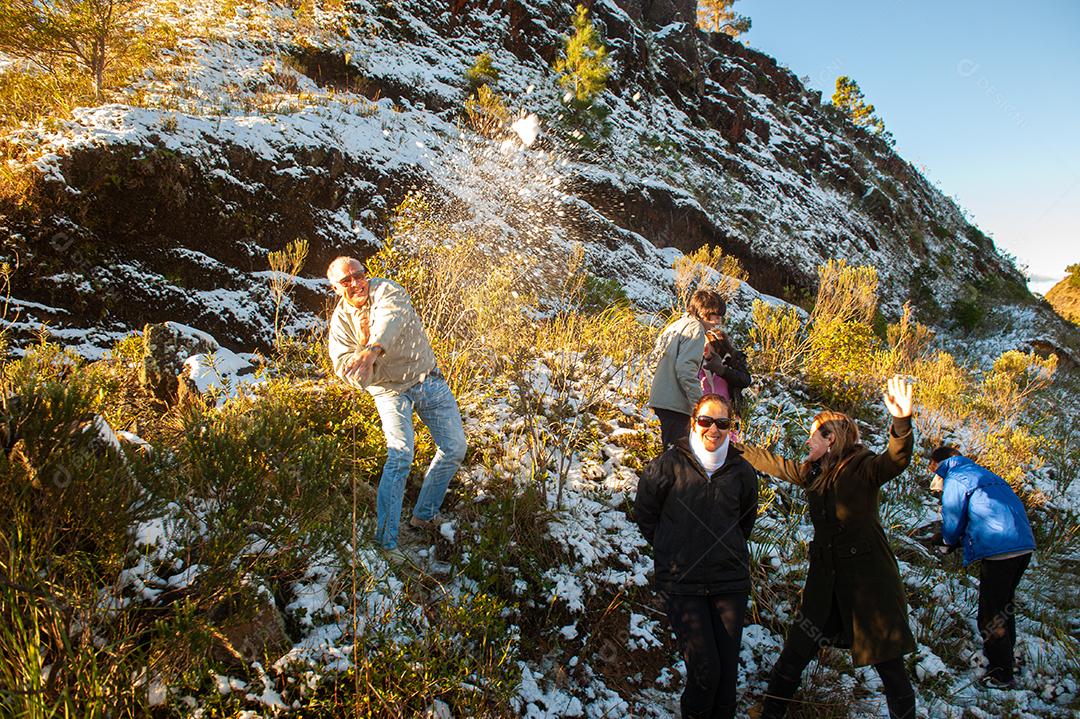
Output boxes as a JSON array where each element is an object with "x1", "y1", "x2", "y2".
[{"x1": 693, "y1": 415, "x2": 734, "y2": 429}]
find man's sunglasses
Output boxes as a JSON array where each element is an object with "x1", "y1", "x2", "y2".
[
  {"x1": 693, "y1": 415, "x2": 734, "y2": 429},
  {"x1": 334, "y1": 270, "x2": 366, "y2": 287}
]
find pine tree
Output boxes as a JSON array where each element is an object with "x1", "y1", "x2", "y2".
[
  {"x1": 553, "y1": 4, "x2": 611, "y2": 105},
  {"x1": 697, "y1": 0, "x2": 752, "y2": 37},
  {"x1": 0, "y1": 0, "x2": 145, "y2": 99},
  {"x1": 832, "y1": 76, "x2": 887, "y2": 136}
]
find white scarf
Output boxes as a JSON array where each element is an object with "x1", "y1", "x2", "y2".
[{"x1": 690, "y1": 432, "x2": 729, "y2": 475}]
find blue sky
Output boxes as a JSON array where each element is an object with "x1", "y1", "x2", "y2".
[{"x1": 737, "y1": 0, "x2": 1079, "y2": 293}]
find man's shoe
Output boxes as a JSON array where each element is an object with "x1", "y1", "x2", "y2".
[
  {"x1": 979, "y1": 674, "x2": 1016, "y2": 690},
  {"x1": 382, "y1": 546, "x2": 421, "y2": 569},
  {"x1": 398, "y1": 523, "x2": 428, "y2": 546},
  {"x1": 409, "y1": 513, "x2": 446, "y2": 533}
]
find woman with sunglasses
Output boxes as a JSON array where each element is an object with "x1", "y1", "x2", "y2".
[
  {"x1": 739, "y1": 375, "x2": 917, "y2": 719},
  {"x1": 635, "y1": 394, "x2": 758, "y2": 719}
]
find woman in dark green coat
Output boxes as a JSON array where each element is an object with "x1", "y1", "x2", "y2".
[{"x1": 739, "y1": 375, "x2": 917, "y2": 719}]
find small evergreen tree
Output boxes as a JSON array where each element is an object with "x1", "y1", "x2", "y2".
[
  {"x1": 697, "y1": 0, "x2": 751, "y2": 37},
  {"x1": 0, "y1": 0, "x2": 146, "y2": 99},
  {"x1": 832, "y1": 76, "x2": 887, "y2": 136},
  {"x1": 465, "y1": 52, "x2": 499, "y2": 89},
  {"x1": 553, "y1": 4, "x2": 611, "y2": 105}
]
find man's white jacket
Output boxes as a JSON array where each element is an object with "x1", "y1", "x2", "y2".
[{"x1": 328, "y1": 278, "x2": 437, "y2": 396}]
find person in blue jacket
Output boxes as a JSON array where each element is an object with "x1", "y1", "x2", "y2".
[{"x1": 929, "y1": 446, "x2": 1036, "y2": 689}]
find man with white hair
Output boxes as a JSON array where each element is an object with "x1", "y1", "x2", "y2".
[{"x1": 326, "y1": 256, "x2": 466, "y2": 562}]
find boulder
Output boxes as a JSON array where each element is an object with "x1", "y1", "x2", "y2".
[{"x1": 139, "y1": 322, "x2": 219, "y2": 402}]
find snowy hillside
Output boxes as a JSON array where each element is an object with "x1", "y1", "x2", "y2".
[{"x1": 0, "y1": 0, "x2": 1050, "y2": 357}]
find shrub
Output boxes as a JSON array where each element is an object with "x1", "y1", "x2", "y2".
[
  {"x1": 976, "y1": 350, "x2": 1057, "y2": 425},
  {"x1": 808, "y1": 259, "x2": 878, "y2": 328},
  {"x1": 672, "y1": 243, "x2": 748, "y2": 310},
  {"x1": 267, "y1": 238, "x2": 309, "y2": 350},
  {"x1": 0, "y1": 349, "x2": 163, "y2": 715},
  {"x1": 804, "y1": 318, "x2": 880, "y2": 410},
  {"x1": 579, "y1": 274, "x2": 630, "y2": 313},
  {"x1": 799, "y1": 260, "x2": 882, "y2": 410},
  {"x1": 747, "y1": 299, "x2": 804, "y2": 377},
  {"x1": 82, "y1": 331, "x2": 168, "y2": 437},
  {"x1": 910, "y1": 351, "x2": 970, "y2": 444},
  {"x1": 974, "y1": 425, "x2": 1047, "y2": 498},
  {"x1": 882, "y1": 303, "x2": 935, "y2": 377},
  {"x1": 1067, "y1": 262, "x2": 1080, "y2": 290},
  {"x1": 463, "y1": 83, "x2": 510, "y2": 139},
  {"x1": 950, "y1": 283, "x2": 984, "y2": 330}
]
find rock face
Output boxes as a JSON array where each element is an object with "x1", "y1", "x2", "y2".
[{"x1": 0, "y1": 0, "x2": 1034, "y2": 355}]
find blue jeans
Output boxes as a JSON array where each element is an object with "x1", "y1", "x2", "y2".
[{"x1": 372, "y1": 373, "x2": 466, "y2": 549}]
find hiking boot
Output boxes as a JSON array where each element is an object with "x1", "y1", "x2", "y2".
[
  {"x1": 979, "y1": 674, "x2": 1017, "y2": 690},
  {"x1": 409, "y1": 513, "x2": 447, "y2": 533}
]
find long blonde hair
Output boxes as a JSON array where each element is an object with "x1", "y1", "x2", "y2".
[{"x1": 807, "y1": 410, "x2": 863, "y2": 493}]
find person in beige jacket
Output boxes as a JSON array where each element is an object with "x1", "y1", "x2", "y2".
[
  {"x1": 648, "y1": 289, "x2": 726, "y2": 447},
  {"x1": 326, "y1": 256, "x2": 466, "y2": 556}
]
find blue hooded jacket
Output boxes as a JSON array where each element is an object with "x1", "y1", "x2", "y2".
[{"x1": 937, "y1": 455, "x2": 1035, "y2": 565}]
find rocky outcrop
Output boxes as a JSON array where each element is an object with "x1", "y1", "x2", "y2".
[{"x1": 140, "y1": 322, "x2": 218, "y2": 402}]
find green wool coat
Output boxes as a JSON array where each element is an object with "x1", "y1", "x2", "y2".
[{"x1": 737, "y1": 417, "x2": 917, "y2": 666}]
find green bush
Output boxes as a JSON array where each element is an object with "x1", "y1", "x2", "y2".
[
  {"x1": 465, "y1": 51, "x2": 499, "y2": 88},
  {"x1": 0, "y1": 339, "x2": 374, "y2": 715},
  {"x1": 805, "y1": 318, "x2": 880, "y2": 411},
  {"x1": 0, "y1": 349, "x2": 163, "y2": 716}
]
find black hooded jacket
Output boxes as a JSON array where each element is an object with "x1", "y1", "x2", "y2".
[{"x1": 634, "y1": 439, "x2": 758, "y2": 595}]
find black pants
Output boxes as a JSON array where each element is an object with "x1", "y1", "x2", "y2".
[
  {"x1": 665, "y1": 592, "x2": 747, "y2": 719},
  {"x1": 655, "y1": 408, "x2": 691, "y2": 449},
  {"x1": 760, "y1": 604, "x2": 915, "y2": 719},
  {"x1": 979, "y1": 552, "x2": 1031, "y2": 682}
]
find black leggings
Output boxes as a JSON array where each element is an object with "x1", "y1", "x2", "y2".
[{"x1": 665, "y1": 592, "x2": 748, "y2": 719}]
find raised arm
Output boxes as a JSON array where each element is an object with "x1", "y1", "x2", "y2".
[
  {"x1": 734, "y1": 443, "x2": 806, "y2": 487},
  {"x1": 868, "y1": 375, "x2": 915, "y2": 486}
]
